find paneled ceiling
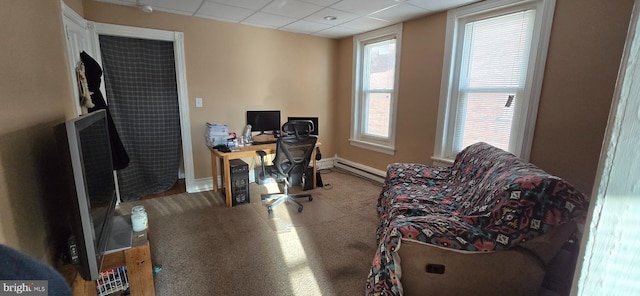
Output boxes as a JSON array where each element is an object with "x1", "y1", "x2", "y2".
[{"x1": 97, "y1": 0, "x2": 480, "y2": 38}]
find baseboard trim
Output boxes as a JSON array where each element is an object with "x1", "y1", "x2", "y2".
[
  {"x1": 334, "y1": 157, "x2": 386, "y2": 184},
  {"x1": 190, "y1": 177, "x2": 213, "y2": 193}
]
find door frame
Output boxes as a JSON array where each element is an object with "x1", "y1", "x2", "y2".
[{"x1": 61, "y1": 3, "x2": 196, "y2": 195}]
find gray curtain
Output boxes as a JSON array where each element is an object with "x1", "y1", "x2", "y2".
[{"x1": 99, "y1": 35, "x2": 181, "y2": 202}]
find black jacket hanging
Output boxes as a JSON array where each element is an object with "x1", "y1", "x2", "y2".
[{"x1": 80, "y1": 51, "x2": 130, "y2": 170}]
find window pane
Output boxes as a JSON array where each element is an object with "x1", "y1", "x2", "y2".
[
  {"x1": 453, "y1": 9, "x2": 534, "y2": 154},
  {"x1": 365, "y1": 92, "x2": 391, "y2": 137},
  {"x1": 462, "y1": 10, "x2": 535, "y2": 90},
  {"x1": 455, "y1": 92, "x2": 514, "y2": 152},
  {"x1": 366, "y1": 40, "x2": 396, "y2": 90}
]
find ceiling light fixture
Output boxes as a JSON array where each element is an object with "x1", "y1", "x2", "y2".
[
  {"x1": 141, "y1": 5, "x2": 153, "y2": 13},
  {"x1": 324, "y1": 16, "x2": 337, "y2": 21}
]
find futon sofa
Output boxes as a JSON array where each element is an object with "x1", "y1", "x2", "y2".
[{"x1": 366, "y1": 142, "x2": 589, "y2": 295}]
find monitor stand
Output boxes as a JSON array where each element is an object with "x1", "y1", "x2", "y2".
[{"x1": 104, "y1": 215, "x2": 133, "y2": 254}]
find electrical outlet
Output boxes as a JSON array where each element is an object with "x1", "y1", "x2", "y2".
[{"x1": 195, "y1": 97, "x2": 203, "y2": 108}]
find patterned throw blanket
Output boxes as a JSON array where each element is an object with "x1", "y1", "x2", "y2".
[{"x1": 366, "y1": 142, "x2": 589, "y2": 295}]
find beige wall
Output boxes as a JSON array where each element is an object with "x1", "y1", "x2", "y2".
[
  {"x1": 0, "y1": 0, "x2": 77, "y2": 262},
  {"x1": 335, "y1": 13, "x2": 448, "y2": 170},
  {"x1": 64, "y1": 0, "x2": 84, "y2": 16},
  {"x1": 335, "y1": 0, "x2": 634, "y2": 194},
  {"x1": 81, "y1": 1, "x2": 337, "y2": 179},
  {"x1": 529, "y1": 0, "x2": 633, "y2": 193}
]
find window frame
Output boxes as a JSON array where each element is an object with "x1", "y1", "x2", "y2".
[
  {"x1": 433, "y1": 0, "x2": 555, "y2": 164},
  {"x1": 350, "y1": 24, "x2": 402, "y2": 155}
]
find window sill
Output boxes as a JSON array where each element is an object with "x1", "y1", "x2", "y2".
[{"x1": 349, "y1": 139, "x2": 395, "y2": 155}]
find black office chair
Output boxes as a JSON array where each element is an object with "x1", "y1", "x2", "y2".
[{"x1": 257, "y1": 120, "x2": 317, "y2": 214}]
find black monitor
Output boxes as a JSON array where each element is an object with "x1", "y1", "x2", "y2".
[
  {"x1": 246, "y1": 110, "x2": 281, "y2": 135},
  {"x1": 288, "y1": 117, "x2": 318, "y2": 136}
]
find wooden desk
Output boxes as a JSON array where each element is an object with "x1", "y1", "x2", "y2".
[
  {"x1": 70, "y1": 230, "x2": 155, "y2": 296},
  {"x1": 210, "y1": 143, "x2": 319, "y2": 207}
]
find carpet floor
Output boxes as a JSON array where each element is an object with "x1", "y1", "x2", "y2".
[{"x1": 116, "y1": 168, "x2": 383, "y2": 295}]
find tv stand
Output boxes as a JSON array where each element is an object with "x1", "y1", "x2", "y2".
[{"x1": 66, "y1": 227, "x2": 155, "y2": 295}]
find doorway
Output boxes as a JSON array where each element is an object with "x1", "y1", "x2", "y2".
[
  {"x1": 61, "y1": 4, "x2": 196, "y2": 202},
  {"x1": 91, "y1": 23, "x2": 195, "y2": 202},
  {"x1": 98, "y1": 35, "x2": 182, "y2": 201}
]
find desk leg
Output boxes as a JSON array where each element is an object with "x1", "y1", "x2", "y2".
[
  {"x1": 211, "y1": 151, "x2": 219, "y2": 192},
  {"x1": 311, "y1": 149, "x2": 317, "y2": 189},
  {"x1": 223, "y1": 156, "x2": 232, "y2": 207}
]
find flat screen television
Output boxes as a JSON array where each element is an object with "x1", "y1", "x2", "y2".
[
  {"x1": 55, "y1": 110, "x2": 117, "y2": 280},
  {"x1": 246, "y1": 110, "x2": 281, "y2": 135},
  {"x1": 287, "y1": 117, "x2": 318, "y2": 136}
]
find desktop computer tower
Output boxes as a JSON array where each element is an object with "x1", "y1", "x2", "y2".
[
  {"x1": 301, "y1": 166, "x2": 323, "y2": 191},
  {"x1": 224, "y1": 159, "x2": 250, "y2": 206}
]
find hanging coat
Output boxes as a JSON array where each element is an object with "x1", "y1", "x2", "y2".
[{"x1": 80, "y1": 51, "x2": 130, "y2": 170}]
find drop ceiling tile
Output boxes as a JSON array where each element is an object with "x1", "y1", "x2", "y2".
[
  {"x1": 312, "y1": 26, "x2": 361, "y2": 38},
  {"x1": 151, "y1": 0, "x2": 203, "y2": 14},
  {"x1": 299, "y1": 0, "x2": 341, "y2": 6},
  {"x1": 304, "y1": 8, "x2": 360, "y2": 25},
  {"x1": 99, "y1": 0, "x2": 483, "y2": 39},
  {"x1": 262, "y1": 0, "x2": 324, "y2": 19},
  {"x1": 407, "y1": 0, "x2": 478, "y2": 11},
  {"x1": 196, "y1": 2, "x2": 254, "y2": 22},
  {"x1": 330, "y1": 0, "x2": 399, "y2": 15},
  {"x1": 152, "y1": 7, "x2": 198, "y2": 16},
  {"x1": 241, "y1": 12, "x2": 298, "y2": 28},
  {"x1": 98, "y1": 0, "x2": 136, "y2": 6},
  {"x1": 282, "y1": 20, "x2": 333, "y2": 34},
  {"x1": 208, "y1": 0, "x2": 272, "y2": 10},
  {"x1": 340, "y1": 16, "x2": 392, "y2": 31},
  {"x1": 370, "y1": 3, "x2": 430, "y2": 23}
]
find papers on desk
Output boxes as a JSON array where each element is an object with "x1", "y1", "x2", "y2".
[{"x1": 205, "y1": 122, "x2": 228, "y2": 147}]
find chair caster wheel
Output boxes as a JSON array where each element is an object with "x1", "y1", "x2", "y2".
[
  {"x1": 309, "y1": 197, "x2": 313, "y2": 201},
  {"x1": 267, "y1": 207, "x2": 273, "y2": 214},
  {"x1": 298, "y1": 207, "x2": 303, "y2": 213}
]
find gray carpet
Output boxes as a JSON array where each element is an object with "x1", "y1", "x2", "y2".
[{"x1": 116, "y1": 169, "x2": 382, "y2": 295}]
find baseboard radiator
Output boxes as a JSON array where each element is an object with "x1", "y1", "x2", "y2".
[{"x1": 333, "y1": 157, "x2": 386, "y2": 185}]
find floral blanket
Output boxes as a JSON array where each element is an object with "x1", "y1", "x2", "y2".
[{"x1": 366, "y1": 142, "x2": 589, "y2": 295}]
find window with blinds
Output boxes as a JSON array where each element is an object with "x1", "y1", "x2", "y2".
[
  {"x1": 351, "y1": 24, "x2": 402, "y2": 155},
  {"x1": 454, "y1": 10, "x2": 535, "y2": 153},
  {"x1": 434, "y1": 0, "x2": 554, "y2": 161}
]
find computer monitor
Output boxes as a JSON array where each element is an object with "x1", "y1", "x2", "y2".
[
  {"x1": 246, "y1": 110, "x2": 281, "y2": 135},
  {"x1": 287, "y1": 117, "x2": 318, "y2": 136}
]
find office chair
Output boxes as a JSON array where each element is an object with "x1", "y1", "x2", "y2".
[{"x1": 257, "y1": 120, "x2": 317, "y2": 214}]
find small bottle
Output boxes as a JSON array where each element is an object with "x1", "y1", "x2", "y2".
[
  {"x1": 131, "y1": 205, "x2": 148, "y2": 232},
  {"x1": 238, "y1": 136, "x2": 245, "y2": 147}
]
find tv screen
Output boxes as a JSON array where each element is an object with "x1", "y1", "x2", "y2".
[
  {"x1": 287, "y1": 117, "x2": 318, "y2": 136},
  {"x1": 55, "y1": 110, "x2": 117, "y2": 280},
  {"x1": 246, "y1": 110, "x2": 281, "y2": 134}
]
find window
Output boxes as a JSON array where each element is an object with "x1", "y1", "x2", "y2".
[
  {"x1": 351, "y1": 24, "x2": 402, "y2": 155},
  {"x1": 434, "y1": 0, "x2": 555, "y2": 163}
]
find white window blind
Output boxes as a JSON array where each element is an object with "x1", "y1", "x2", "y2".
[{"x1": 453, "y1": 9, "x2": 535, "y2": 153}]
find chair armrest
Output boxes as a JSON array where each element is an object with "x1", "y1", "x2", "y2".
[{"x1": 385, "y1": 163, "x2": 452, "y2": 185}]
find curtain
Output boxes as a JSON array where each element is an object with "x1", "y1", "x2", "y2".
[{"x1": 99, "y1": 35, "x2": 181, "y2": 202}]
